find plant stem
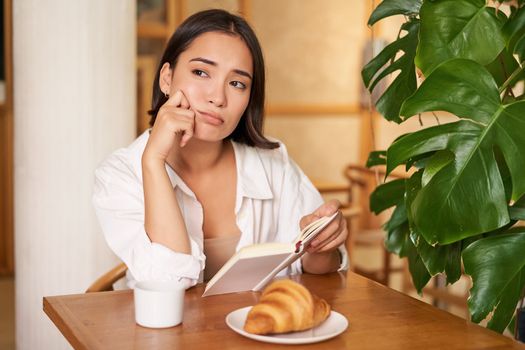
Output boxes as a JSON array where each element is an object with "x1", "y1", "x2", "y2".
[{"x1": 499, "y1": 61, "x2": 525, "y2": 95}]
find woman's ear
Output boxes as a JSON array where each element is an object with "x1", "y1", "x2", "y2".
[{"x1": 159, "y1": 62, "x2": 172, "y2": 95}]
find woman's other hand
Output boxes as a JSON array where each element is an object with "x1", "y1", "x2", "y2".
[
  {"x1": 300, "y1": 199, "x2": 348, "y2": 254},
  {"x1": 143, "y1": 90, "x2": 195, "y2": 164}
]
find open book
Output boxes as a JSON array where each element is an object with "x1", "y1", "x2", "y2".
[{"x1": 202, "y1": 212, "x2": 338, "y2": 297}]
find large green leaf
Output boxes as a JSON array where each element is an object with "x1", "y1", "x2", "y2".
[
  {"x1": 416, "y1": 0, "x2": 506, "y2": 75},
  {"x1": 484, "y1": 48, "x2": 522, "y2": 87},
  {"x1": 403, "y1": 59, "x2": 501, "y2": 125},
  {"x1": 463, "y1": 230, "x2": 525, "y2": 332},
  {"x1": 409, "y1": 230, "x2": 463, "y2": 285},
  {"x1": 503, "y1": 5, "x2": 525, "y2": 61},
  {"x1": 510, "y1": 194, "x2": 525, "y2": 220},
  {"x1": 405, "y1": 235, "x2": 431, "y2": 294},
  {"x1": 366, "y1": 150, "x2": 386, "y2": 167},
  {"x1": 369, "y1": 179, "x2": 406, "y2": 214},
  {"x1": 444, "y1": 241, "x2": 462, "y2": 285},
  {"x1": 395, "y1": 59, "x2": 525, "y2": 244},
  {"x1": 362, "y1": 20, "x2": 419, "y2": 123},
  {"x1": 386, "y1": 121, "x2": 482, "y2": 176},
  {"x1": 382, "y1": 173, "x2": 413, "y2": 257},
  {"x1": 404, "y1": 169, "x2": 422, "y2": 229},
  {"x1": 421, "y1": 150, "x2": 454, "y2": 187},
  {"x1": 367, "y1": 0, "x2": 422, "y2": 26},
  {"x1": 385, "y1": 222, "x2": 410, "y2": 257},
  {"x1": 405, "y1": 169, "x2": 462, "y2": 283},
  {"x1": 494, "y1": 147, "x2": 513, "y2": 202},
  {"x1": 384, "y1": 200, "x2": 407, "y2": 232}
]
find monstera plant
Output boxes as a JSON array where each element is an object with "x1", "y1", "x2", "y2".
[{"x1": 363, "y1": 0, "x2": 525, "y2": 334}]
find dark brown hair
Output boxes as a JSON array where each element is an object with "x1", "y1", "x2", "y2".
[{"x1": 148, "y1": 9, "x2": 278, "y2": 149}]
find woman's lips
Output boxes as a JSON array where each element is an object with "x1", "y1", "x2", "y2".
[{"x1": 198, "y1": 111, "x2": 224, "y2": 126}]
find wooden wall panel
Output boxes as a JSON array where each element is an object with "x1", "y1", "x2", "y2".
[{"x1": 0, "y1": 0, "x2": 14, "y2": 276}]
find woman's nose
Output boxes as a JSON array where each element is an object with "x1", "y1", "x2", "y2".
[{"x1": 208, "y1": 81, "x2": 227, "y2": 107}]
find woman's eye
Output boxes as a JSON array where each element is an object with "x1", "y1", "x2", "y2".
[
  {"x1": 230, "y1": 81, "x2": 247, "y2": 90},
  {"x1": 192, "y1": 69, "x2": 208, "y2": 78}
]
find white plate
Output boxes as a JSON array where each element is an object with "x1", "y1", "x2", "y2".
[{"x1": 225, "y1": 306, "x2": 348, "y2": 345}]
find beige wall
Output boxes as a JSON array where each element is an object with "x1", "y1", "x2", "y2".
[
  {"x1": 186, "y1": 0, "x2": 239, "y2": 13},
  {"x1": 251, "y1": 0, "x2": 367, "y2": 105},
  {"x1": 265, "y1": 115, "x2": 361, "y2": 183}
]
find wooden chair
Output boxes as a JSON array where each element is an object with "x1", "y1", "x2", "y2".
[
  {"x1": 343, "y1": 164, "x2": 405, "y2": 286},
  {"x1": 85, "y1": 263, "x2": 128, "y2": 293}
]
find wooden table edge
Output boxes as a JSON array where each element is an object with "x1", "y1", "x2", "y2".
[{"x1": 44, "y1": 295, "x2": 101, "y2": 350}]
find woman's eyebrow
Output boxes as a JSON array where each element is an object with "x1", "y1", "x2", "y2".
[{"x1": 189, "y1": 57, "x2": 253, "y2": 80}]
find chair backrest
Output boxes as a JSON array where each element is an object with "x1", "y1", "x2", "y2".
[
  {"x1": 343, "y1": 165, "x2": 395, "y2": 231},
  {"x1": 85, "y1": 263, "x2": 127, "y2": 293}
]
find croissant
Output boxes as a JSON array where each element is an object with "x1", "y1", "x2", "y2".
[{"x1": 243, "y1": 279, "x2": 331, "y2": 335}]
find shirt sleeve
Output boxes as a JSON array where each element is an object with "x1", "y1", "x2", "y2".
[
  {"x1": 273, "y1": 144, "x2": 349, "y2": 275},
  {"x1": 92, "y1": 152, "x2": 204, "y2": 289}
]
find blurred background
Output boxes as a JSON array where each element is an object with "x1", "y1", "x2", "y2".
[{"x1": 0, "y1": 0, "x2": 466, "y2": 349}]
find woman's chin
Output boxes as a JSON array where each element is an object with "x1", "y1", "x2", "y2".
[
  {"x1": 192, "y1": 125, "x2": 233, "y2": 143},
  {"x1": 190, "y1": 132, "x2": 228, "y2": 144}
]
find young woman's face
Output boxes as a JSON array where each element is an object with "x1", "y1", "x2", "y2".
[{"x1": 164, "y1": 31, "x2": 253, "y2": 142}]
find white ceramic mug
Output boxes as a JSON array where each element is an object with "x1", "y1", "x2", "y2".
[{"x1": 134, "y1": 280, "x2": 185, "y2": 328}]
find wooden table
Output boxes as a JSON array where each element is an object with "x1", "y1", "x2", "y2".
[{"x1": 43, "y1": 272, "x2": 525, "y2": 350}]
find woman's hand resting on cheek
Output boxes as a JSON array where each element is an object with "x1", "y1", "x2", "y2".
[
  {"x1": 301, "y1": 199, "x2": 348, "y2": 254},
  {"x1": 140, "y1": 89, "x2": 194, "y2": 254},
  {"x1": 143, "y1": 90, "x2": 195, "y2": 164}
]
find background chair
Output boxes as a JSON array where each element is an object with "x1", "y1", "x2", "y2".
[
  {"x1": 85, "y1": 263, "x2": 127, "y2": 293},
  {"x1": 342, "y1": 164, "x2": 404, "y2": 286}
]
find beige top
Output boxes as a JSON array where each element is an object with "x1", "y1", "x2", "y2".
[{"x1": 203, "y1": 233, "x2": 241, "y2": 282}]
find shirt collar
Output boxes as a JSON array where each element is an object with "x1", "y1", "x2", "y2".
[{"x1": 232, "y1": 141, "x2": 273, "y2": 201}]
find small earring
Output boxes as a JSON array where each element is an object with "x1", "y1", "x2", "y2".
[{"x1": 164, "y1": 90, "x2": 169, "y2": 98}]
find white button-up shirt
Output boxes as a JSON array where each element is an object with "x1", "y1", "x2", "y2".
[{"x1": 93, "y1": 131, "x2": 348, "y2": 289}]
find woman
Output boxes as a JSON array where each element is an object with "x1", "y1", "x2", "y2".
[{"x1": 93, "y1": 9, "x2": 348, "y2": 288}]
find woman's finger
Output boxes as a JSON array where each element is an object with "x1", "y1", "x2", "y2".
[
  {"x1": 309, "y1": 223, "x2": 337, "y2": 248},
  {"x1": 164, "y1": 90, "x2": 183, "y2": 107},
  {"x1": 179, "y1": 92, "x2": 190, "y2": 109},
  {"x1": 317, "y1": 225, "x2": 347, "y2": 252},
  {"x1": 179, "y1": 119, "x2": 195, "y2": 147},
  {"x1": 308, "y1": 217, "x2": 347, "y2": 253},
  {"x1": 312, "y1": 225, "x2": 347, "y2": 253},
  {"x1": 309, "y1": 211, "x2": 341, "y2": 246},
  {"x1": 313, "y1": 199, "x2": 341, "y2": 217},
  {"x1": 162, "y1": 106, "x2": 194, "y2": 119},
  {"x1": 316, "y1": 233, "x2": 346, "y2": 253},
  {"x1": 300, "y1": 213, "x2": 320, "y2": 231},
  {"x1": 308, "y1": 229, "x2": 338, "y2": 253}
]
